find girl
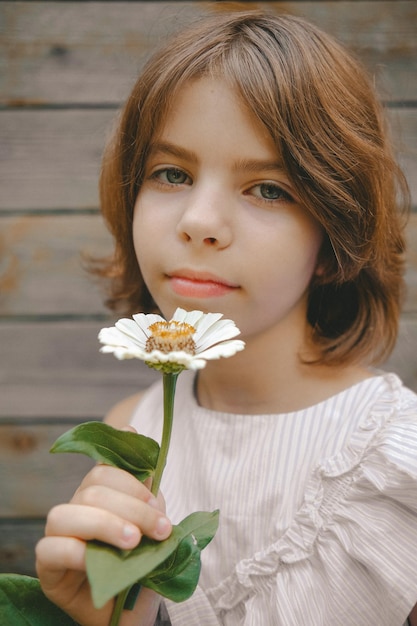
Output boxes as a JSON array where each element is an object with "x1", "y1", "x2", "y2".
[{"x1": 35, "y1": 9, "x2": 417, "y2": 626}]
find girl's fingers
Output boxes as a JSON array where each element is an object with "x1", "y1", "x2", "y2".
[
  {"x1": 75, "y1": 464, "x2": 158, "y2": 504},
  {"x1": 74, "y1": 486, "x2": 169, "y2": 540},
  {"x1": 36, "y1": 535, "x2": 86, "y2": 580},
  {"x1": 46, "y1": 501, "x2": 171, "y2": 549},
  {"x1": 36, "y1": 536, "x2": 115, "y2": 626},
  {"x1": 46, "y1": 503, "x2": 140, "y2": 549}
]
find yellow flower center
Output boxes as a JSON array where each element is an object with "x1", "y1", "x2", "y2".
[{"x1": 146, "y1": 321, "x2": 197, "y2": 355}]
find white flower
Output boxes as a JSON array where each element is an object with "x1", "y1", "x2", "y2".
[{"x1": 98, "y1": 308, "x2": 245, "y2": 372}]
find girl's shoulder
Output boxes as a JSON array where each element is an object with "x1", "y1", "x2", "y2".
[
  {"x1": 368, "y1": 372, "x2": 417, "y2": 450},
  {"x1": 321, "y1": 372, "x2": 417, "y2": 479},
  {"x1": 207, "y1": 374, "x2": 417, "y2": 622},
  {"x1": 104, "y1": 390, "x2": 146, "y2": 429},
  {"x1": 361, "y1": 373, "x2": 417, "y2": 478}
]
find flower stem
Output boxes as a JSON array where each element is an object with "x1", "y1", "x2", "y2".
[
  {"x1": 152, "y1": 372, "x2": 178, "y2": 496},
  {"x1": 108, "y1": 372, "x2": 178, "y2": 626},
  {"x1": 109, "y1": 587, "x2": 130, "y2": 626}
]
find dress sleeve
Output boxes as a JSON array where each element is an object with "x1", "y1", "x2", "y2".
[{"x1": 188, "y1": 380, "x2": 417, "y2": 626}]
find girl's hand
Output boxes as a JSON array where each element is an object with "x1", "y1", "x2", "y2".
[{"x1": 35, "y1": 462, "x2": 172, "y2": 626}]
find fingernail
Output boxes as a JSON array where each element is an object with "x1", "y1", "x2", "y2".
[
  {"x1": 155, "y1": 516, "x2": 171, "y2": 538},
  {"x1": 122, "y1": 524, "x2": 138, "y2": 542}
]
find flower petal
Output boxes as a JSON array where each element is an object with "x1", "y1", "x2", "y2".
[
  {"x1": 98, "y1": 326, "x2": 137, "y2": 349},
  {"x1": 197, "y1": 339, "x2": 245, "y2": 361},
  {"x1": 195, "y1": 319, "x2": 242, "y2": 352},
  {"x1": 132, "y1": 313, "x2": 165, "y2": 333},
  {"x1": 193, "y1": 312, "x2": 224, "y2": 336},
  {"x1": 115, "y1": 318, "x2": 149, "y2": 347},
  {"x1": 144, "y1": 349, "x2": 206, "y2": 369},
  {"x1": 100, "y1": 344, "x2": 148, "y2": 360},
  {"x1": 172, "y1": 308, "x2": 205, "y2": 327}
]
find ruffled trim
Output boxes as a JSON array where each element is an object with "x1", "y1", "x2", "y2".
[{"x1": 207, "y1": 373, "x2": 412, "y2": 612}]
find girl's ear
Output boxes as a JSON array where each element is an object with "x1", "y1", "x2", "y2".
[
  {"x1": 314, "y1": 261, "x2": 326, "y2": 278},
  {"x1": 313, "y1": 238, "x2": 338, "y2": 284},
  {"x1": 313, "y1": 238, "x2": 329, "y2": 278}
]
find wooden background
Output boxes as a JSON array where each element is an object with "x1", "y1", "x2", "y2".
[{"x1": 0, "y1": 0, "x2": 416, "y2": 576}]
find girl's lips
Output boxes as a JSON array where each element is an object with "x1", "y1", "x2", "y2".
[{"x1": 168, "y1": 273, "x2": 239, "y2": 298}]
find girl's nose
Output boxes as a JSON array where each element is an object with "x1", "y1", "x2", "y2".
[{"x1": 176, "y1": 187, "x2": 232, "y2": 249}]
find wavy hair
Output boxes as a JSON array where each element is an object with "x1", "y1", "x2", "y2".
[{"x1": 92, "y1": 9, "x2": 410, "y2": 366}]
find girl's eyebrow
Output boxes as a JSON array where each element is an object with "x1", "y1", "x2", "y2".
[
  {"x1": 148, "y1": 141, "x2": 197, "y2": 162},
  {"x1": 233, "y1": 158, "x2": 286, "y2": 175},
  {"x1": 148, "y1": 141, "x2": 286, "y2": 175}
]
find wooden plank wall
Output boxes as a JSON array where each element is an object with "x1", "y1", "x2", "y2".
[{"x1": 0, "y1": 1, "x2": 416, "y2": 576}]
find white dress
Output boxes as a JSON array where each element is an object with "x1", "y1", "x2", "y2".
[{"x1": 130, "y1": 371, "x2": 417, "y2": 625}]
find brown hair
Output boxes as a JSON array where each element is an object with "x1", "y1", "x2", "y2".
[{"x1": 93, "y1": 9, "x2": 410, "y2": 366}]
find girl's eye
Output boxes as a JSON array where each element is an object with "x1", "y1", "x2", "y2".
[
  {"x1": 251, "y1": 182, "x2": 294, "y2": 204},
  {"x1": 151, "y1": 167, "x2": 191, "y2": 185}
]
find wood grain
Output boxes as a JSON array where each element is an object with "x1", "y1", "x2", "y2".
[
  {"x1": 0, "y1": 1, "x2": 207, "y2": 106},
  {"x1": 0, "y1": 422, "x2": 95, "y2": 517},
  {"x1": 1, "y1": 2, "x2": 415, "y2": 105},
  {"x1": 0, "y1": 214, "x2": 112, "y2": 315},
  {"x1": 0, "y1": 320, "x2": 159, "y2": 418},
  {"x1": 0, "y1": 109, "x2": 114, "y2": 211},
  {"x1": 0, "y1": 518, "x2": 45, "y2": 575}
]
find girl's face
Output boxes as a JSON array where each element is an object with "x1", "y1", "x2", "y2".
[{"x1": 133, "y1": 77, "x2": 323, "y2": 344}]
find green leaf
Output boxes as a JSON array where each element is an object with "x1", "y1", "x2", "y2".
[
  {"x1": 141, "y1": 510, "x2": 220, "y2": 602},
  {"x1": 175, "y1": 510, "x2": 220, "y2": 551},
  {"x1": 86, "y1": 525, "x2": 185, "y2": 608},
  {"x1": 86, "y1": 510, "x2": 219, "y2": 608},
  {"x1": 141, "y1": 535, "x2": 201, "y2": 602},
  {"x1": 0, "y1": 574, "x2": 77, "y2": 626},
  {"x1": 50, "y1": 421, "x2": 159, "y2": 482}
]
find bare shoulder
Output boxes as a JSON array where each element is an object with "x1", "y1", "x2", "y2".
[{"x1": 105, "y1": 391, "x2": 144, "y2": 429}]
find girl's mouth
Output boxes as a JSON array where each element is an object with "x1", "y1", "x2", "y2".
[{"x1": 167, "y1": 271, "x2": 239, "y2": 299}]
